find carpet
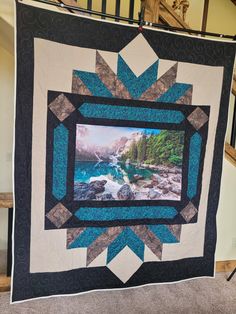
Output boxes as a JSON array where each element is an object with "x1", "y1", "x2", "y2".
[
  {"x1": 12, "y1": 1, "x2": 236, "y2": 302},
  {"x1": 2, "y1": 273, "x2": 236, "y2": 313}
]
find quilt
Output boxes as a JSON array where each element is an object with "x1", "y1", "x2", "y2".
[{"x1": 12, "y1": 1, "x2": 236, "y2": 302}]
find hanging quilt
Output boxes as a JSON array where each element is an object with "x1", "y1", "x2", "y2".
[{"x1": 12, "y1": 1, "x2": 236, "y2": 302}]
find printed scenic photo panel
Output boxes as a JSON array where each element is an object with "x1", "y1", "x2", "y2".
[
  {"x1": 74, "y1": 124, "x2": 184, "y2": 202},
  {"x1": 12, "y1": 1, "x2": 236, "y2": 302}
]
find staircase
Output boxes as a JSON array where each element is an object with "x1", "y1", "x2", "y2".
[{"x1": 144, "y1": 0, "x2": 190, "y2": 28}]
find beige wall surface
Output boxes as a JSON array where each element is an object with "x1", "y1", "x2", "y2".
[
  {"x1": 216, "y1": 159, "x2": 236, "y2": 260},
  {"x1": 0, "y1": 0, "x2": 14, "y2": 26},
  {"x1": 207, "y1": 0, "x2": 236, "y2": 36},
  {"x1": 207, "y1": 0, "x2": 236, "y2": 260},
  {"x1": 0, "y1": 0, "x2": 235, "y2": 263},
  {"x1": 0, "y1": 45, "x2": 14, "y2": 252},
  {"x1": 0, "y1": 47, "x2": 14, "y2": 192},
  {"x1": 207, "y1": 0, "x2": 236, "y2": 145}
]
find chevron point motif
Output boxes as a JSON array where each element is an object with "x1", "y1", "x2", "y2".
[
  {"x1": 72, "y1": 51, "x2": 193, "y2": 105},
  {"x1": 67, "y1": 224, "x2": 181, "y2": 265}
]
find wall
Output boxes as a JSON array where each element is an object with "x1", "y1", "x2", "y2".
[
  {"x1": 0, "y1": 47, "x2": 14, "y2": 191},
  {"x1": 1, "y1": 0, "x2": 14, "y2": 26},
  {"x1": 216, "y1": 159, "x2": 236, "y2": 260},
  {"x1": 0, "y1": 0, "x2": 235, "y2": 267},
  {"x1": 207, "y1": 0, "x2": 236, "y2": 36},
  {"x1": 0, "y1": 45, "x2": 14, "y2": 255},
  {"x1": 206, "y1": 0, "x2": 236, "y2": 261},
  {"x1": 184, "y1": 0, "x2": 204, "y2": 30},
  {"x1": 206, "y1": 0, "x2": 236, "y2": 145}
]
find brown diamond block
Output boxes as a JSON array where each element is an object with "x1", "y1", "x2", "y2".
[
  {"x1": 49, "y1": 93, "x2": 75, "y2": 121},
  {"x1": 180, "y1": 202, "x2": 198, "y2": 223},
  {"x1": 46, "y1": 203, "x2": 72, "y2": 228},
  {"x1": 187, "y1": 107, "x2": 208, "y2": 130}
]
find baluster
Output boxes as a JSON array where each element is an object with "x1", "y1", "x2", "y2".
[
  {"x1": 115, "y1": 0, "x2": 121, "y2": 21},
  {"x1": 87, "y1": 0, "x2": 92, "y2": 10},
  {"x1": 129, "y1": 0, "x2": 135, "y2": 23},
  {"x1": 101, "y1": 0, "x2": 107, "y2": 19}
]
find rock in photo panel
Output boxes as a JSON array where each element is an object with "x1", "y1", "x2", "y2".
[{"x1": 12, "y1": 1, "x2": 236, "y2": 302}]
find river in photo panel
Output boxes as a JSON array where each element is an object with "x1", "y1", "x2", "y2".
[{"x1": 74, "y1": 124, "x2": 184, "y2": 201}]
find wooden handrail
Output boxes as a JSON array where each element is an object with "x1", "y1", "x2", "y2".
[
  {"x1": 232, "y1": 74, "x2": 236, "y2": 97},
  {"x1": 0, "y1": 275, "x2": 10, "y2": 292},
  {"x1": 225, "y1": 142, "x2": 236, "y2": 166},
  {"x1": 159, "y1": 0, "x2": 190, "y2": 28},
  {"x1": 0, "y1": 193, "x2": 13, "y2": 208}
]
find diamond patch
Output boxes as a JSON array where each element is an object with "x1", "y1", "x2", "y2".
[
  {"x1": 119, "y1": 34, "x2": 158, "y2": 77},
  {"x1": 187, "y1": 107, "x2": 208, "y2": 130},
  {"x1": 180, "y1": 202, "x2": 198, "y2": 222},
  {"x1": 49, "y1": 93, "x2": 75, "y2": 121},
  {"x1": 46, "y1": 203, "x2": 72, "y2": 228}
]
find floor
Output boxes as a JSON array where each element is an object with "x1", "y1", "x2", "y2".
[{"x1": 0, "y1": 273, "x2": 235, "y2": 314}]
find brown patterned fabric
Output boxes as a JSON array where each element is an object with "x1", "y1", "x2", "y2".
[
  {"x1": 139, "y1": 63, "x2": 178, "y2": 101},
  {"x1": 49, "y1": 93, "x2": 75, "y2": 121},
  {"x1": 167, "y1": 224, "x2": 182, "y2": 242},
  {"x1": 86, "y1": 227, "x2": 125, "y2": 265},
  {"x1": 72, "y1": 75, "x2": 93, "y2": 96},
  {"x1": 187, "y1": 107, "x2": 209, "y2": 130},
  {"x1": 180, "y1": 202, "x2": 198, "y2": 222},
  {"x1": 46, "y1": 203, "x2": 72, "y2": 228},
  {"x1": 96, "y1": 51, "x2": 131, "y2": 99},
  {"x1": 67, "y1": 228, "x2": 86, "y2": 247},
  {"x1": 131, "y1": 225, "x2": 163, "y2": 260},
  {"x1": 176, "y1": 86, "x2": 193, "y2": 105}
]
